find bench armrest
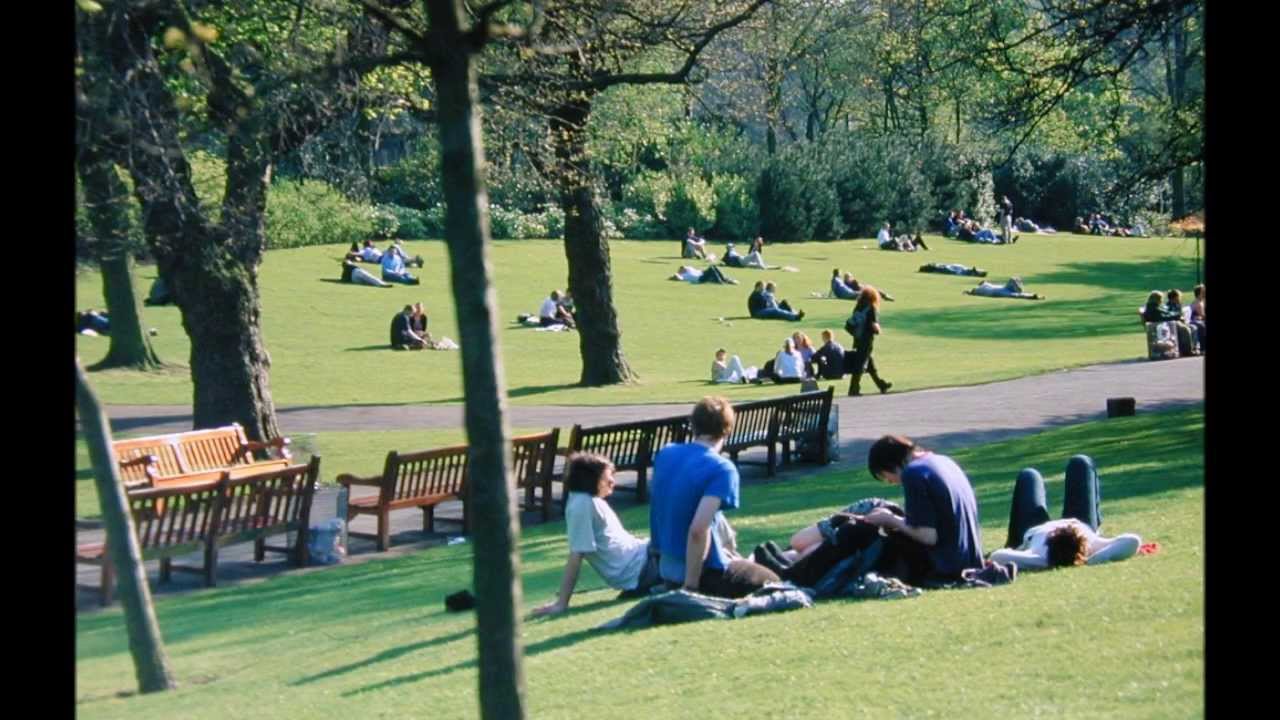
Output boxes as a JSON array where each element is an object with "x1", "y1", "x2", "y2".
[{"x1": 336, "y1": 473, "x2": 383, "y2": 488}]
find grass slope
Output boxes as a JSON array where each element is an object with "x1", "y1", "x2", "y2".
[
  {"x1": 76, "y1": 405, "x2": 1204, "y2": 719},
  {"x1": 75, "y1": 233, "x2": 1200, "y2": 407}
]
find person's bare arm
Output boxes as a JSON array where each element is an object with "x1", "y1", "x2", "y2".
[
  {"x1": 684, "y1": 496, "x2": 723, "y2": 591},
  {"x1": 534, "y1": 552, "x2": 584, "y2": 616}
]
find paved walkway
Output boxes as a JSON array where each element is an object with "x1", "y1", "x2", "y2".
[{"x1": 77, "y1": 357, "x2": 1203, "y2": 612}]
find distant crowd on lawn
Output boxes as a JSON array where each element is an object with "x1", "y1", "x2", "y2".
[{"x1": 534, "y1": 396, "x2": 1143, "y2": 615}]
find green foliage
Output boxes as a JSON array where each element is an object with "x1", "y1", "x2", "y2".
[
  {"x1": 606, "y1": 205, "x2": 667, "y2": 240},
  {"x1": 622, "y1": 170, "x2": 674, "y2": 218},
  {"x1": 711, "y1": 172, "x2": 759, "y2": 240},
  {"x1": 921, "y1": 140, "x2": 997, "y2": 228},
  {"x1": 757, "y1": 147, "x2": 843, "y2": 242},
  {"x1": 373, "y1": 204, "x2": 426, "y2": 239},
  {"x1": 369, "y1": 205, "x2": 399, "y2": 239},
  {"x1": 75, "y1": 164, "x2": 149, "y2": 264},
  {"x1": 662, "y1": 173, "x2": 717, "y2": 236},
  {"x1": 264, "y1": 179, "x2": 374, "y2": 250},
  {"x1": 487, "y1": 204, "x2": 565, "y2": 240},
  {"x1": 370, "y1": 143, "x2": 444, "y2": 211},
  {"x1": 826, "y1": 136, "x2": 933, "y2": 237}
]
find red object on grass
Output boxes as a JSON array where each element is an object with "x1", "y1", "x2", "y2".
[{"x1": 1137, "y1": 542, "x2": 1161, "y2": 555}]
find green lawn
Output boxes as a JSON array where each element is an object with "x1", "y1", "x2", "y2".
[
  {"x1": 75, "y1": 405, "x2": 1204, "y2": 719},
  {"x1": 75, "y1": 233, "x2": 1201, "y2": 407}
]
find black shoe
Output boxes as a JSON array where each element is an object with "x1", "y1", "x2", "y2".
[
  {"x1": 752, "y1": 545, "x2": 789, "y2": 576},
  {"x1": 762, "y1": 541, "x2": 793, "y2": 569},
  {"x1": 876, "y1": 381, "x2": 893, "y2": 394}
]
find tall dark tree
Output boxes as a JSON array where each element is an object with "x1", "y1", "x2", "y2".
[
  {"x1": 79, "y1": 0, "x2": 387, "y2": 440},
  {"x1": 482, "y1": 0, "x2": 771, "y2": 386},
  {"x1": 75, "y1": 360, "x2": 175, "y2": 693}
]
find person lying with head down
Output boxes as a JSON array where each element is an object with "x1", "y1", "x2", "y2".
[
  {"x1": 670, "y1": 265, "x2": 737, "y2": 284},
  {"x1": 964, "y1": 277, "x2": 1044, "y2": 300}
]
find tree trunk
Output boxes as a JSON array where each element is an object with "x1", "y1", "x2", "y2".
[
  {"x1": 76, "y1": 149, "x2": 161, "y2": 370},
  {"x1": 424, "y1": 2, "x2": 526, "y2": 718},
  {"x1": 75, "y1": 361, "x2": 176, "y2": 693},
  {"x1": 551, "y1": 101, "x2": 637, "y2": 386},
  {"x1": 1166, "y1": 13, "x2": 1189, "y2": 219},
  {"x1": 105, "y1": 4, "x2": 281, "y2": 441}
]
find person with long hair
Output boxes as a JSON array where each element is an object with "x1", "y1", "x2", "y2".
[{"x1": 844, "y1": 286, "x2": 892, "y2": 396}]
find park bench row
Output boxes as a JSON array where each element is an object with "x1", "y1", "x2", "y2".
[{"x1": 76, "y1": 457, "x2": 321, "y2": 605}]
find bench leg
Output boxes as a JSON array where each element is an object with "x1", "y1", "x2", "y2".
[
  {"x1": 295, "y1": 527, "x2": 309, "y2": 567},
  {"x1": 159, "y1": 557, "x2": 172, "y2": 583},
  {"x1": 423, "y1": 506, "x2": 435, "y2": 534},
  {"x1": 541, "y1": 479, "x2": 551, "y2": 522},
  {"x1": 100, "y1": 559, "x2": 115, "y2": 607},
  {"x1": 636, "y1": 468, "x2": 648, "y2": 503},
  {"x1": 377, "y1": 510, "x2": 390, "y2": 552},
  {"x1": 254, "y1": 538, "x2": 266, "y2": 563},
  {"x1": 767, "y1": 444, "x2": 777, "y2": 477},
  {"x1": 204, "y1": 543, "x2": 218, "y2": 587}
]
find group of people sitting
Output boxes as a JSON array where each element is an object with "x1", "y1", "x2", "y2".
[
  {"x1": 711, "y1": 328, "x2": 847, "y2": 386},
  {"x1": 389, "y1": 302, "x2": 442, "y2": 350},
  {"x1": 685, "y1": 230, "x2": 775, "y2": 270},
  {"x1": 1075, "y1": 214, "x2": 1147, "y2": 237},
  {"x1": 876, "y1": 222, "x2": 930, "y2": 252},
  {"x1": 1142, "y1": 284, "x2": 1205, "y2": 356},
  {"x1": 747, "y1": 281, "x2": 805, "y2": 321},
  {"x1": 534, "y1": 397, "x2": 1142, "y2": 614},
  {"x1": 944, "y1": 210, "x2": 1018, "y2": 245},
  {"x1": 345, "y1": 239, "x2": 425, "y2": 286}
]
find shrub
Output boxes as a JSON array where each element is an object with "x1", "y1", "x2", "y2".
[
  {"x1": 827, "y1": 137, "x2": 932, "y2": 237},
  {"x1": 757, "y1": 147, "x2": 843, "y2": 242},
  {"x1": 921, "y1": 140, "x2": 997, "y2": 228},
  {"x1": 265, "y1": 178, "x2": 374, "y2": 250},
  {"x1": 622, "y1": 171, "x2": 674, "y2": 218},
  {"x1": 370, "y1": 205, "x2": 401, "y2": 239},
  {"x1": 606, "y1": 205, "x2": 666, "y2": 239},
  {"x1": 370, "y1": 143, "x2": 443, "y2": 210},
  {"x1": 710, "y1": 173, "x2": 759, "y2": 240},
  {"x1": 662, "y1": 173, "x2": 716, "y2": 236}
]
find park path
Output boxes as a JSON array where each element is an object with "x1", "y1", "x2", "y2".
[{"x1": 78, "y1": 357, "x2": 1202, "y2": 612}]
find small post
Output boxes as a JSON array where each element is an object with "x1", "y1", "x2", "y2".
[{"x1": 1107, "y1": 397, "x2": 1136, "y2": 418}]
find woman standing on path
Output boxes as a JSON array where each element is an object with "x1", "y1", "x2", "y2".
[{"x1": 845, "y1": 286, "x2": 892, "y2": 396}]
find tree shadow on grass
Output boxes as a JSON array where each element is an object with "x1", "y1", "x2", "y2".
[
  {"x1": 344, "y1": 345, "x2": 395, "y2": 352},
  {"x1": 891, "y1": 294, "x2": 1138, "y2": 341},
  {"x1": 1023, "y1": 257, "x2": 1199, "y2": 295},
  {"x1": 292, "y1": 625, "x2": 477, "y2": 686}
]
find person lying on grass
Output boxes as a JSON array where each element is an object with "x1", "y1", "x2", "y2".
[
  {"x1": 341, "y1": 257, "x2": 392, "y2": 287},
  {"x1": 990, "y1": 455, "x2": 1141, "y2": 571},
  {"x1": 919, "y1": 262, "x2": 987, "y2": 277},
  {"x1": 964, "y1": 277, "x2": 1044, "y2": 300},
  {"x1": 670, "y1": 265, "x2": 737, "y2": 284},
  {"x1": 534, "y1": 452, "x2": 664, "y2": 617},
  {"x1": 840, "y1": 271, "x2": 896, "y2": 301}
]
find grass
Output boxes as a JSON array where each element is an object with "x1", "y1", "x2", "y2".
[
  {"x1": 75, "y1": 233, "x2": 1201, "y2": 407},
  {"x1": 75, "y1": 405, "x2": 1204, "y2": 719}
]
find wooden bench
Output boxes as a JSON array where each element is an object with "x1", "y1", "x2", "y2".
[
  {"x1": 112, "y1": 424, "x2": 292, "y2": 489},
  {"x1": 512, "y1": 429, "x2": 561, "y2": 521},
  {"x1": 566, "y1": 415, "x2": 689, "y2": 502},
  {"x1": 76, "y1": 457, "x2": 320, "y2": 605},
  {"x1": 338, "y1": 431, "x2": 564, "y2": 550}
]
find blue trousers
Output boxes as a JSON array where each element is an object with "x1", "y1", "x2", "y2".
[{"x1": 1005, "y1": 455, "x2": 1102, "y2": 548}]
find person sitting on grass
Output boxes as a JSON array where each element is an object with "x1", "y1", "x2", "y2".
[
  {"x1": 723, "y1": 239, "x2": 769, "y2": 269},
  {"x1": 684, "y1": 228, "x2": 709, "y2": 260},
  {"x1": 764, "y1": 281, "x2": 806, "y2": 321},
  {"x1": 539, "y1": 290, "x2": 577, "y2": 329},
  {"x1": 1142, "y1": 290, "x2": 1194, "y2": 355},
  {"x1": 649, "y1": 397, "x2": 781, "y2": 598},
  {"x1": 711, "y1": 348, "x2": 759, "y2": 384},
  {"x1": 670, "y1": 265, "x2": 737, "y2": 284},
  {"x1": 989, "y1": 456, "x2": 1141, "y2": 571},
  {"x1": 751, "y1": 498, "x2": 911, "y2": 588},
  {"x1": 341, "y1": 258, "x2": 392, "y2": 287},
  {"x1": 965, "y1": 277, "x2": 1044, "y2": 300},
  {"x1": 1189, "y1": 284, "x2": 1206, "y2": 353},
  {"x1": 353, "y1": 239, "x2": 384, "y2": 263},
  {"x1": 792, "y1": 331, "x2": 817, "y2": 368},
  {"x1": 76, "y1": 309, "x2": 111, "y2": 335},
  {"x1": 810, "y1": 329, "x2": 846, "y2": 380},
  {"x1": 831, "y1": 268, "x2": 858, "y2": 299},
  {"x1": 534, "y1": 452, "x2": 665, "y2": 616},
  {"x1": 765, "y1": 337, "x2": 806, "y2": 384},
  {"x1": 919, "y1": 262, "x2": 987, "y2": 277},
  {"x1": 381, "y1": 246, "x2": 421, "y2": 285},
  {"x1": 723, "y1": 243, "x2": 746, "y2": 268},
  {"x1": 390, "y1": 304, "x2": 428, "y2": 349}
]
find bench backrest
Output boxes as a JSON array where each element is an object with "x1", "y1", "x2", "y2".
[
  {"x1": 512, "y1": 429, "x2": 560, "y2": 490},
  {"x1": 217, "y1": 458, "x2": 320, "y2": 542},
  {"x1": 385, "y1": 444, "x2": 471, "y2": 503},
  {"x1": 723, "y1": 400, "x2": 778, "y2": 452},
  {"x1": 113, "y1": 424, "x2": 258, "y2": 485},
  {"x1": 568, "y1": 415, "x2": 688, "y2": 472},
  {"x1": 128, "y1": 476, "x2": 227, "y2": 555},
  {"x1": 775, "y1": 387, "x2": 834, "y2": 441}
]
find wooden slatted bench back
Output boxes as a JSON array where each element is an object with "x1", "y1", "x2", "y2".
[
  {"x1": 776, "y1": 387, "x2": 833, "y2": 440},
  {"x1": 568, "y1": 422, "x2": 651, "y2": 472},
  {"x1": 512, "y1": 429, "x2": 561, "y2": 520},
  {"x1": 128, "y1": 476, "x2": 228, "y2": 557},
  {"x1": 113, "y1": 435, "x2": 187, "y2": 486},
  {"x1": 385, "y1": 444, "x2": 471, "y2": 508},
  {"x1": 216, "y1": 458, "x2": 320, "y2": 545},
  {"x1": 112, "y1": 424, "x2": 288, "y2": 489},
  {"x1": 177, "y1": 425, "x2": 254, "y2": 472},
  {"x1": 723, "y1": 400, "x2": 778, "y2": 452}
]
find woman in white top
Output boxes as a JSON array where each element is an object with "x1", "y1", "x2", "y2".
[
  {"x1": 534, "y1": 453, "x2": 661, "y2": 616},
  {"x1": 991, "y1": 455, "x2": 1141, "y2": 571},
  {"x1": 770, "y1": 337, "x2": 806, "y2": 384}
]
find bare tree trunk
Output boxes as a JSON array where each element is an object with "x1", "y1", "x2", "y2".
[
  {"x1": 75, "y1": 360, "x2": 175, "y2": 693},
  {"x1": 77, "y1": 149, "x2": 161, "y2": 370},
  {"x1": 1166, "y1": 13, "x2": 1189, "y2": 219},
  {"x1": 424, "y1": 1, "x2": 526, "y2": 718},
  {"x1": 551, "y1": 100, "x2": 636, "y2": 386}
]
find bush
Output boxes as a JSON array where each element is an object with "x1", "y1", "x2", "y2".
[
  {"x1": 487, "y1": 203, "x2": 564, "y2": 239},
  {"x1": 371, "y1": 143, "x2": 444, "y2": 210},
  {"x1": 622, "y1": 171, "x2": 674, "y2": 218},
  {"x1": 921, "y1": 140, "x2": 997, "y2": 228},
  {"x1": 265, "y1": 178, "x2": 375, "y2": 250},
  {"x1": 757, "y1": 147, "x2": 843, "y2": 242},
  {"x1": 662, "y1": 174, "x2": 716, "y2": 236},
  {"x1": 710, "y1": 173, "x2": 759, "y2": 240},
  {"x1": 370, "y1": 205, "x2": 400, "y2": 239},
  {"x1": 826, "y1": 137, "x2": 932, "y2": 237},
  {"x1": 606, "y1": 205, "x2": 666, "y2": 239}
]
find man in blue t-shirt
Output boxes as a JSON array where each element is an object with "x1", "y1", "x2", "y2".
[
  {"x1": 862, "y1": 434, "x2": 984, "y2": 584},
  {"x1": 649, "y1": 397, "x2": 780, "y2": 598}
]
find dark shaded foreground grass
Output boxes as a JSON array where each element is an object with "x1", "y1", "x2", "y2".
[{"x1": 76, "y1": 406, "x2": 1203, "y2": 719}]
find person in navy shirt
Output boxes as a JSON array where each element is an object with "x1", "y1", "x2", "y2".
[
  {"x1": 862, "y1": 435, "x2": 984, "y2": 585},
  {"x1": 649, "y1": 397, "x2": 780, "y2": 598}
]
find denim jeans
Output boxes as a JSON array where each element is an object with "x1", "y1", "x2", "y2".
[
  {"x1": 753, "y1": 307, "x2": 801, "y2": 321},
  {"x1": 382, "y1": 270, "x2": 418, "y2": 285},
  {"x1": 1005, "y1": 455, "x2": 1101, "y2": 548}
]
